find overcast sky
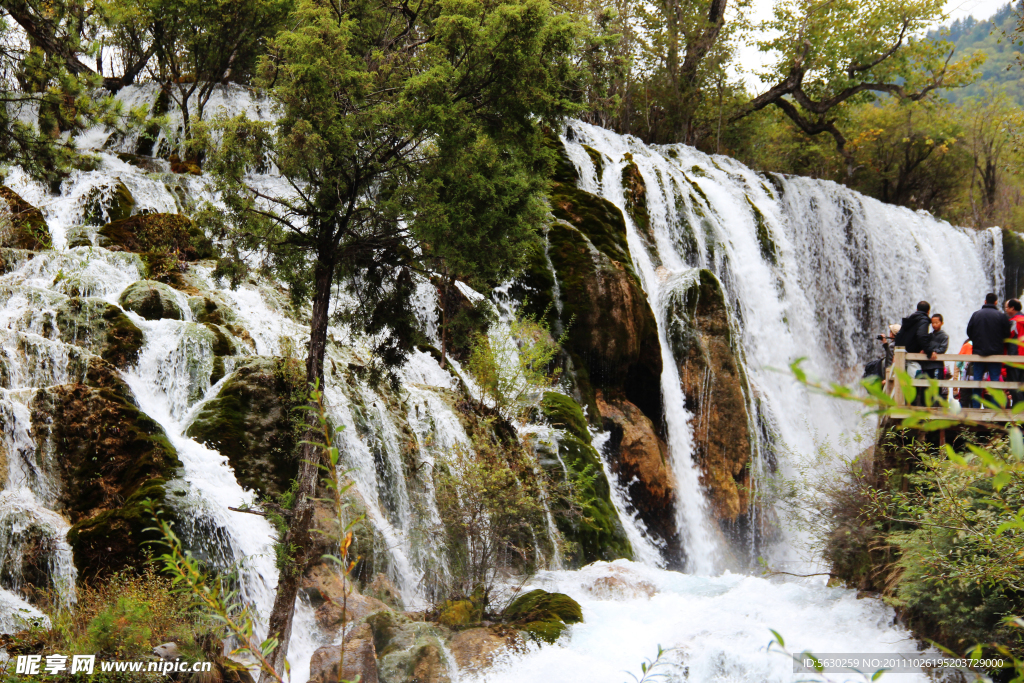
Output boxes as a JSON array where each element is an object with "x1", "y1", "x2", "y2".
[{"x1": 736, "y1": 0, "x2": 1014, "y2": 90}]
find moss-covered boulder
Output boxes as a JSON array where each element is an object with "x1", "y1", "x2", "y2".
[
  {"x1": 28, "y1": 383, "x2": 181, "y2": 578},
  {"x1": 0, "y1": 187, "x2": 50, "y2": 250},
  {"x1": 621, "y1": 154, "x2": 654, "y2": 252},
  {"x1": 186, "y1": 357, "x2": 305, "y2": 497},
  {"x1": 98, "y1": 213, "x2": 214, "y2": 261},
  {"x1": 665, "y1": 269, "x2": 751, "y2": 522},
  {"x1": 83, "y1": 180, "x2": 135, "y2": 225},
  {"x1": 502, "y1": 589, "x2": 582, "y2": 644},
  {"x1": 540, "y1": 392, "x2": 632, "y2": 565},
  {"x1": 54, "y1": 297, "x2": 145, "y2": 368},
  {"x1": 1003, "y1": 228, "x2": 1024, "y2": 301},
  {"x1": 118, "y1": 280, "x2": 184, "y2": 320},
  {"x1": 597, "y1": 393, "x2": 679, "y2": 563}
]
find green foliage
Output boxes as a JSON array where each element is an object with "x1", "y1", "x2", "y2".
[
  {"x1": 86, "y1": 597, "x2": 152, "y2": 656},
  {"x1": 930, "y1": 4, "x2": 1024, "y2": 106},
  {"x1": 466, "y1": 306, "x2": 565, "y2": 419},
  {"x1": 432, "y1": 426, "x2": 551, "y2": 605},
  {"x1": 199, "y1": 0, "x2": 585, "y2": 384}
]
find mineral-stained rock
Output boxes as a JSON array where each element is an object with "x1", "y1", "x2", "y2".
[
  {"x1": 118, "y1": 280, "x2": 184, "y2": 320},
  {"x1": 186, "y1": 356, "x2": 304, "y2": 497},
  {"x1": 97, "y1": 212, "x2": 214, "y2": 261},
  {"x1": 448, "y1": 628, "x2": 522, "y2": 673},
  {"x1": 29, "y1": 382, "x2": 181, "y2": 578},
  {"x1": 597, "y1": 392, "x2": 679, "y2": 556},
  {"x1": 539, "y1": 392, "x2": 632, "y2": 565},
  {"x1": 516, "y1": 178, "x2": 662, "y2": 427},
  {"x1": 308, "y1": 623, "x2": 379, "y2": 683},
  {"x1": 0, "y1": 187, "x2": 50, "y2": 250},
  {"x1": 665, "y1": 268, "x2": 751, "y2": 521},
  {"x1": 54, "y1": 297, "x2": 145, "y2": 368},
  {"x1": 367, "y1": 611, "x2": 453, "y2": 683},
  {"x1": 301, "y1": 561, "x2": 390, "y2": 636}
]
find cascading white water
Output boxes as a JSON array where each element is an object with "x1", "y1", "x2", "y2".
[
  {"x1": 561, "y1": 122, "x2": 1000, "y2": 572},
  {"x1": 0, "y1": 80, "x2": 1005, "y2": 682}
]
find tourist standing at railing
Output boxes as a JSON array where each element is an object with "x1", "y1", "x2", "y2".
[
  {"x1": 966, "y1": 293, "x2": 1012, "y2": 408},
  {"x1": 894, "y1": 301, "x2": 939, "y2": 405},
  {"x1": 922, "y1": 314, "x2": 949, "y2": 398},
  {"x1": 955, "y1": 339, "x2": 973, "y2": 405},
  {"x1": 893, "y1": 301, "x2": 936, "y2": 380},
  {"x1": 1005, "y1": 299, "x2": 1024, "y2": 405}
]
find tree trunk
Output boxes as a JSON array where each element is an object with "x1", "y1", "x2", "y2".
[{"x1": 260, "y1": 256, "x2": 335, "y2": 683}]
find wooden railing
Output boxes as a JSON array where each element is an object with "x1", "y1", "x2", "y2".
[{"x1": 886, "y1": 347, "x2": 1024, "y2": 422}]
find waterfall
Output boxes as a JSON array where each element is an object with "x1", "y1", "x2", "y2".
[
  {"x1": 0, "y1": 82, "x2": 1004, "y2": 681},
  {"x1": 561, "y1": 122, "x2": 999, "y2": 571}
]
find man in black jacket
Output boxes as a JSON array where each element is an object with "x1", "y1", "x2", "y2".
[
  {"x1": 894, "y1": 301, "x2": 933, "y2": 354},
  {"x1": 966, "y1": 292, "x2": 1012, "y2": 408}
]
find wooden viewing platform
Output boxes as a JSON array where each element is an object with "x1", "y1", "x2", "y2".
[{"x1": 883, "y1": 348, "x2": 1024, "y2": 423}]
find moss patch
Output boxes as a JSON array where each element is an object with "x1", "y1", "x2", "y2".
[
  {"x1": 98, "y1": 213, "x2": 214, "y2": 261},
  {"x1": 29, "y1": 383, "x2": 181, "y2": 578},
  {"x1": 186, "y1": 357, "x2": 305, "y2": 497},
  {"x1": 0, "y1": 187, "x2": 51, "y2": 250},
  {"x1": 621, "y1": 155, "x2": 653, "y2": 248},
  {"x1": 540, "y1": 391, "x2": 590, "y2": 444},
  {"x1": 503, "y1": 589, "x2": 582, "y2": 644},
  {"x1": 544, "y1": 128, "x2": 579, "y2": 185},
  {"x1": 548, "y1": 182, "x2": 631, "y2": 270},
  {"x1": 582, "y1": 145, "x2": 604, "y2": 180},
  {"x1": 746, "y1": 196, "x2": 777, "y2": 265},
  {"x1": 55, "y1": 298, "x2": 145, "y2": 368}
]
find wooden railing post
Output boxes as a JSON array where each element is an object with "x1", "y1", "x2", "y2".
[{"x1": 892, "y1": 347, "x2": 906, "y2": 406}]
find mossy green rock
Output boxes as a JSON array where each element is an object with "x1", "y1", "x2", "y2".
[
  {"x1": 29, "y1": 383, "x2": 181, "y2": 578},
  {"x1": 186, "y1": 357, "x2": 305, "y2": 497},
  {"x1": 665, "y1": 269, "x2": 751, "y2": 522},
  {"x1": 621, "y1": 156, "x2": 653, "y2": 250},
  {"x1": 503, "y1": 589, "x2": 582, "y2": 644},
  {"x1": 437, "y1": 599, "x2": 482, "y2": 628},
  {"x1": 0, "y1": 187, "x2": 50, "y2": 250},
  {"x1": 540, "y1": 391, "x2": 590, "y2": 444},
  {"x1": 98, "y1": 212, "x2": 214, "y2": 261},
  {"x1": 84, "y1": 180, "x2": 135, "y2": 225},
  {"x1": 54, "y1": 297, "x2": 145, "y2": 368},
  {"x1": 118, "y1": 280, "x2": 184, "y2": 320}
]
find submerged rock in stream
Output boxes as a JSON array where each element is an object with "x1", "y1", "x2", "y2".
[{"x1": 118, "y1": 279, "x2": 185, "y2": 320}]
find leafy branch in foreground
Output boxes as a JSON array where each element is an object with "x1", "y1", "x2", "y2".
[
  {"x1": 302, "y1": 380, "x2": 365, "y2": 683},
  {"x1": 624, "y1": 644, "x2": 675, "y2": 682},
  {"x1": 784, "y1": 359, "x2": 1024, "y2": 667},
  {"x1": 145, "y1": 501, "x2": 284, "y2": 683}
]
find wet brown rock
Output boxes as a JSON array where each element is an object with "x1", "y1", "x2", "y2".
[
  {"x1": 448, "y1": 628, "x2": 522, "y2": 673},
  {"x1": 302, "y1": 562, "x2": 390, "y2": 636},
  {"x1": 97, "y1": 212, "x2": 213, "y2": 261},
  {"x1": 0, "y1": 187, "x2": 50, "y2": 250},
  {"x1": 308, "y1": 623, "x2": 379, "y2": 683},
  {"x1": 665, "y1": 269, "x2": 751, "y2": 522}
]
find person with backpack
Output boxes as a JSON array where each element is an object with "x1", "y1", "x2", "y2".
[
  {"x1": 893, "y1": 301, "x2": 937, "y2": 379},
  {"x1": 1005, "y1": 299, "x2": 1024, "y2": 405},
  {"x1": 966, "y1": 293, "x2": 1012, "y2": 408}
]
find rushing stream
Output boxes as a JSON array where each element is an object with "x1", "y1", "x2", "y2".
[{"x1": 0, "y1": 86, "x2": 1003, "y2": 682}]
